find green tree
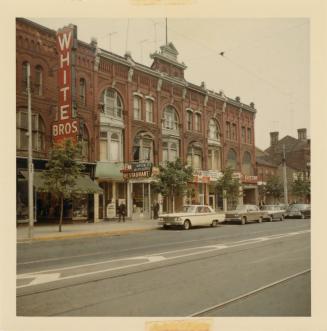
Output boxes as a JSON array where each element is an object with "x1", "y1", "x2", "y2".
[
  {"x1": 151, "y1": 159, "x2": 193, "y2": 213},
  {"x1": 215, "y1": 167, "x2": 241, "y2": 210},
  {"x1": 41, "y1": 139, "x2": 85, "y2": 232},
  {"x1": 291, "y1": 176, "x2": 310, "y2": 202},
  {"x1": 265, "y1": 175, "x2": 283, "y2": 203}
]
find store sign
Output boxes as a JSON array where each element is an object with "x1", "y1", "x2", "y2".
[
  {"x1": 242, "y1": 175, "x2": 258, "y2": 184},
  {"x1": 193, "y1": 170, "x2": 222, "y2": 183},
  {"x1": 121, "y1": 162, "x2": 153, "y2": 179},
  {"x1": 52, "y1": 25, "x2": 78, "y2": 144}
]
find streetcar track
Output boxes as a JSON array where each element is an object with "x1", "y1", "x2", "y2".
[
  {"x1": 190, "y1": 269, "x2": 311, "y2": 317},
  {"x1": 17, "y1": 223, "x2": 310, "y2": 266},
  {"x1": 16, "y1": 235, "x2": 309, "y2": 298}
]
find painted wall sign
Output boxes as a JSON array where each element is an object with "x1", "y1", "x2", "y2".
[{"x1": 52, "y1": 25, "x2": 78, "y2": 144}]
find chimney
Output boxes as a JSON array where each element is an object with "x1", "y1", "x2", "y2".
[
  {"x1": 270, "y1": 131, "x2": 279, "y2": 146},
  {"x1": 297, "y1": 128, "x2": 307, "y2": 141}
]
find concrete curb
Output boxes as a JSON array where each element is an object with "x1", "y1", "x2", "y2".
[{"x1": 17, "y1": 226, "x2": 159, "y2": 243}]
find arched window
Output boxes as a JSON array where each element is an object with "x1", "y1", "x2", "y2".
[
  {"x1": 194, "y1": 113, "x2": 201, "y2": 132},
  {"x1": 80, "y1": 124, "x2": 89, "y2": 161},
  {"x1": 133, "y1": 95, "x2": 142, "y2": 120},
  {"x1": 227, "y1": 148, "x2": 237, "y2": 169},
  {"x1": 209, "y1": 119, "x2": 220, "y2": 141},
  {"x1": 133, "y1": 133, "x2": 154, "y2": 162},
  {"x1": 35, "y1": 65, "x2": 43, "y2": 96},
  {"x1": 162, "y1": 140, "x2": 179, "y2": 163},
  {"x1": 16, "y1": 111, "x2": 45, "y2": 152},
  {"x1": 145, "y1": 99, "x2": 153, "y2": 122},
  {"x1": 79, "y1": 78, "x2": 86, "y2": 105},
  {"x1": 162, "y1": 106, "x2": 179, "y2": 131},
  {"x1": 101, "y1": 88, "x2": 123, "y2": 118},
  {"x1": 208, "y1": 148, "x2": 222, "y2": 170},
  {"x1": 242, "y1": 151, "x2": 253, "y2": 175},
  {"x1": 22, "y1": 62, "x2": 29, "y2": 91},
  {"x1": 187, "y1": 144, "x2": 203, "y2": 169}
]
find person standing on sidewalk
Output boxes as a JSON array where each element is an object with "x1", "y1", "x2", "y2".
[
  {"x1": 153, "y1": 201, "x2": 160, "y2": 219},
  {"x1": 118, "y1": 202, "x2": 126, "y2": 222}
]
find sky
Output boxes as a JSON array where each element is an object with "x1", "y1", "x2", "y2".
[{"x1": 31, "y1": 17, "x2": 310, "y2": 150}]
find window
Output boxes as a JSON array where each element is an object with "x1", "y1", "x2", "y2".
[
  {"x1": 22, "y1": 62, "x2": 28, "y2": 91},
  {"x1": 186, "y1": 110, "x2": 193, "y2": 130},
  {"x1": 208, "y1": 148, "x2": 221, "y2": 170},
  {"x1": 162, "y1": 140, "x2": 179, "y2": 163},
  {"x1": 99, "y1": 130, "x2": 123, "y2": 162},
  {"x1": 227, "y1": 148, "x2": 237, "y2": 169},
  {"x1": 242, "y1": 151, "x2": 253, "y2": 175},
  {"x1": 209, "y1": 119, "x2": 220, "y2": 140},
  {"x1": 187, "y1": 145, "x2": 202, "y2": 169},
  {"x1": 101, "y1": 88, "x2": 123, "y2": 118},
  {"x1": 163, "y1": 106, "x2": 179, "y2": 131},
  {"x1": 226, "y1": 122, "x2": 231, "y2": 139},
  {"x1": 241, "y1": 127, "x2": 246, "y2": 143},
  {"x1": 16, "y1": 111, "x2": 45, "y2": 152},
  {"x1": 231, "y1": 123, "x2": 237, "y2": 141},
  {"x1": 247, "y1": 128, "x2": 252, "y2": 144},
  {"x1": 133, "y1": 95, "x2": 142, "y2": 120},
  {"x1": 80, "y1": 124, "x2": 89, "y2": 161},
  {"x1": 35, "y1": 65, "x2": 43, "y2": 96},
  {"x1": 145, "y1": 99, "x2": 153, "y2": 122},
  {"x1": 133, "y1": 133, "x2": 153, "y2": 162},
  {"x1": 79, "y1": 78, "x2": 86, "y2": 105},
  {"x1": 194, "y1": 113, "x2": 201, "y2": 132}
]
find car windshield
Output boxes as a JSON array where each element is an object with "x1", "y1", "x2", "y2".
[
  {"x1": 235, "y1": 205, "x2": 247, "y2": 212},
  {"x1": 261, "y1": 205, "x2": 276, "y2": 211},
  {"x1": 183, "y1": 206, "x2": 196, "y2": 213}
]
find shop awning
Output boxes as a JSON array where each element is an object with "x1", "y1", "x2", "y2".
[
  {"x1": 95, "y1": 162, "x2": 124, "y2": 180},
  {"x1": 20, "y1": 171, "x2": 103, "y2": 193}
]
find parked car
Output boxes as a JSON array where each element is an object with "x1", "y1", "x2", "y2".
[
  {"x1": 260, "y1": 205, "x2": 286, "y2": 221},
  {"x1": 224, "y1": 204, "x2": 268, "y2": 225},
  {"x1": 285, "y1": 204, "x2": 311, "y2": 219},
  {"x1": 158, "y1": 205, "x2": 225, "y2": 230}
]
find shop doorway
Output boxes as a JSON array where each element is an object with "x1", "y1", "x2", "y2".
[
  {"x1": 132, "y1": 183, "x2": 151, "y2": 219},
  {"x1": 209, "y1": 194, "x2": 215, "y2": 210}
]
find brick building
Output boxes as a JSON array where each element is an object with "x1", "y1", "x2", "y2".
[{"x1": 16, "y1": 18, "x2": 259, "y2": 222}]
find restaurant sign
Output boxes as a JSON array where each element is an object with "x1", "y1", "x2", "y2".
[
  {"x1": 193, "y1": 170, "x2": 223, "y2": 183},
  {"x1": 121, "y1": 162, "x2": 153, "y2": 179},
  {"x1": 52, "y1": 25, "x2": 78, "y2": 144}
]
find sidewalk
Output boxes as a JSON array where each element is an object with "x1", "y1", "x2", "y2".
[{"x1": 17, "y1": 218, "x2": 160, "y2": 242}]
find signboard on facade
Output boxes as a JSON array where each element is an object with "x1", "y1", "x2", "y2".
[
  {"x1": 121, "y1": 162, "x2": 153, "y2": 180},
  {"x1": 52, "y1": 25, "x2": 78, "y2": 144},
  {"x1": 193, "y1": 170, "x2": 222, "y2": 183}
]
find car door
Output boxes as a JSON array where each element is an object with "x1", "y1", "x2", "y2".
[
  {"x1": 201, "y1": 206, "x2": 211, "y2": 226},
  {"x1": 193, "y1": 206, "x2": 202, "y2": 226}
]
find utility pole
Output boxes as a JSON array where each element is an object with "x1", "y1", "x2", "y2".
[
  {"x1": 107, "y1": 31, "x2": 117, "y2": 51},
  {"x1": 165, "y1": 17, "x2": 168, "y2": 45},
  {"x1": 282, "y1": 144, "x2": 288, "y2": 205},
  {"x1": 27, "y1": 63, "x2": 34, "y2": 239}
]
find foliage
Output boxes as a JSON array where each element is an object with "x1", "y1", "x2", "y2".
[
  {"x1": 41, "y1": 139, "x2": 85, "y2": 232},
  {"x1": 215, "y1": 166, "x2": 241, "y2": 210},
  {"x1": 264, "y1": 175, "x2": 283, "y2": 203},
  {"x1": 291, "y1": 176, "x2": 310, "y2": 202},
  {"x1": 151, "y1": 159, "x2": 193, "y2": 212}
]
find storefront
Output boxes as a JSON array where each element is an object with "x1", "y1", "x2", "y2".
[
  {"x1": 241, "y1": 175, "x2": 258, "y2": 205},
  {"x1": 18, "y1": 170, "x2": 103, "y2": 223}
]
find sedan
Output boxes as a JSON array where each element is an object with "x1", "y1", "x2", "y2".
[
  {"x1": 224, "y1": 204, "x2": 268, "y2": 225},
  {"x1": 285, "y1": 204, "x2": 311, "y2": 219},
  {"x1": 261, "y1": 205, "x2": 286, "y2": 221}
]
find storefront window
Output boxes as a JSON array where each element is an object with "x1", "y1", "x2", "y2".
[{"x1": 72, "y1": 194, "x2": 88, "y2": 219}]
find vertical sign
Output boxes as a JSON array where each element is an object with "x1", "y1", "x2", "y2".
[{"x1": 52, "y1": 25, "x2": 78, "y2": 144}]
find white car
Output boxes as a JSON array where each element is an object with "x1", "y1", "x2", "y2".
[{"x1": 158, "y1": 205, "x2": 225, "y2": 230}]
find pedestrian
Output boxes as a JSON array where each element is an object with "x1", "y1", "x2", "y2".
[
  {"x1": 153, "y1": 201, "x2": 160, "y2": 220},
  {"x1": 118, "y1": 202, "x2": 126, "y2": 222}
]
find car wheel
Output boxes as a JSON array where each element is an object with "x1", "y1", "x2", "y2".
[
  {"x1": 183, "y1": 220, "x2": 191, "y2": 230},
  {"x1": 241, "y1": 217, "x2": 246, "y2": 225},
  {"x1": 258, "y1": 217, "x2": 263, "y2": 223},
  {"x1": 211, "y1": 220, "x2": 218, "y2": 227},
  {"x1": 163, "y1": 224, "x2": 169, "y2": 229}
]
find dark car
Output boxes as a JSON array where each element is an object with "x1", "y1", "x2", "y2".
[
  {"x1": 261, "y1": 205, "x2": 286, "y2": 222},
  {"x1": 225, "y1": 204, "x2": 267, "y2": 225},
  {"x1": 285, "y1": 204, "x2": 311, "y2": 219}
]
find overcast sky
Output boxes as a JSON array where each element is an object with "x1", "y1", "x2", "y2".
[{"x1": 31, "y1": 17, "x2": 310, "y2": 150}]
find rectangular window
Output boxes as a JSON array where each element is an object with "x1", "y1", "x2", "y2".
[
  {"x1": 232, "y1": 123, "x2": 237, "y2": 141},
  {"x1": 247, "y1": 128, "x2": 252, "y2": 144},
  {"x1": 241, "y1": 127, "x2": 246, "y2": 143},
  {"x1": 195, "y1": 113, "x2": 201, "y2": 132},
  {"x1": 100, "y1": 140, "x2": 108, "y2": 161},
  {"x1": 145, "y1": 99, "x2": 153, "y2": 122},
  {"x1": 226, "y1": 122, "x2": 231, "y2": 139},
  {"x1": 133, "y1": 96, "x2": 141, "y2": 120},
  {"x1": 187, "y1": 111, "x2": 192, "y2": 130}
]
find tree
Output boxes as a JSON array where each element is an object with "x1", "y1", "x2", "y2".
[
  {"x1": 265, "y1": 175, "x2": 283, "y2": 203},
  {"x1": 215, "y1": 167, "x2": 241, "y2": 210},
  {"x1": 41, "y1": 139, "x2": 85, "y2": 232},
  {"x1": 151, "y1": 159, "x2": 193, "y2": 213},
  {"x1": 291, "y1": 176, "x2": 310, "y2": 203}
]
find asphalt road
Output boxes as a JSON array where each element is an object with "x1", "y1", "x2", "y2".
[{"x1": 17, "y1": 218, "x2": 311, "y2": 316}]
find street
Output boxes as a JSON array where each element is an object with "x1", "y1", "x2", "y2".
[{"x1": 17, "y1": 218, "x2": 311, "y2": 316}]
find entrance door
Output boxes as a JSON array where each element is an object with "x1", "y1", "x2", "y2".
[
  {"x1": 209, "y1": 194, "x2": 215, "y2": 210},
  {"x1": 132, "y1": 183, "x2": 150, "y2": 219}
]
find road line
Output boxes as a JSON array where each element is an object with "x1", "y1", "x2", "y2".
[
  {"x1": 17, "y1": 229, "x2": 310, "y2": 289},
  {"x1": 189, "y1": 269, "x2": 311, "y2": 317}
]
